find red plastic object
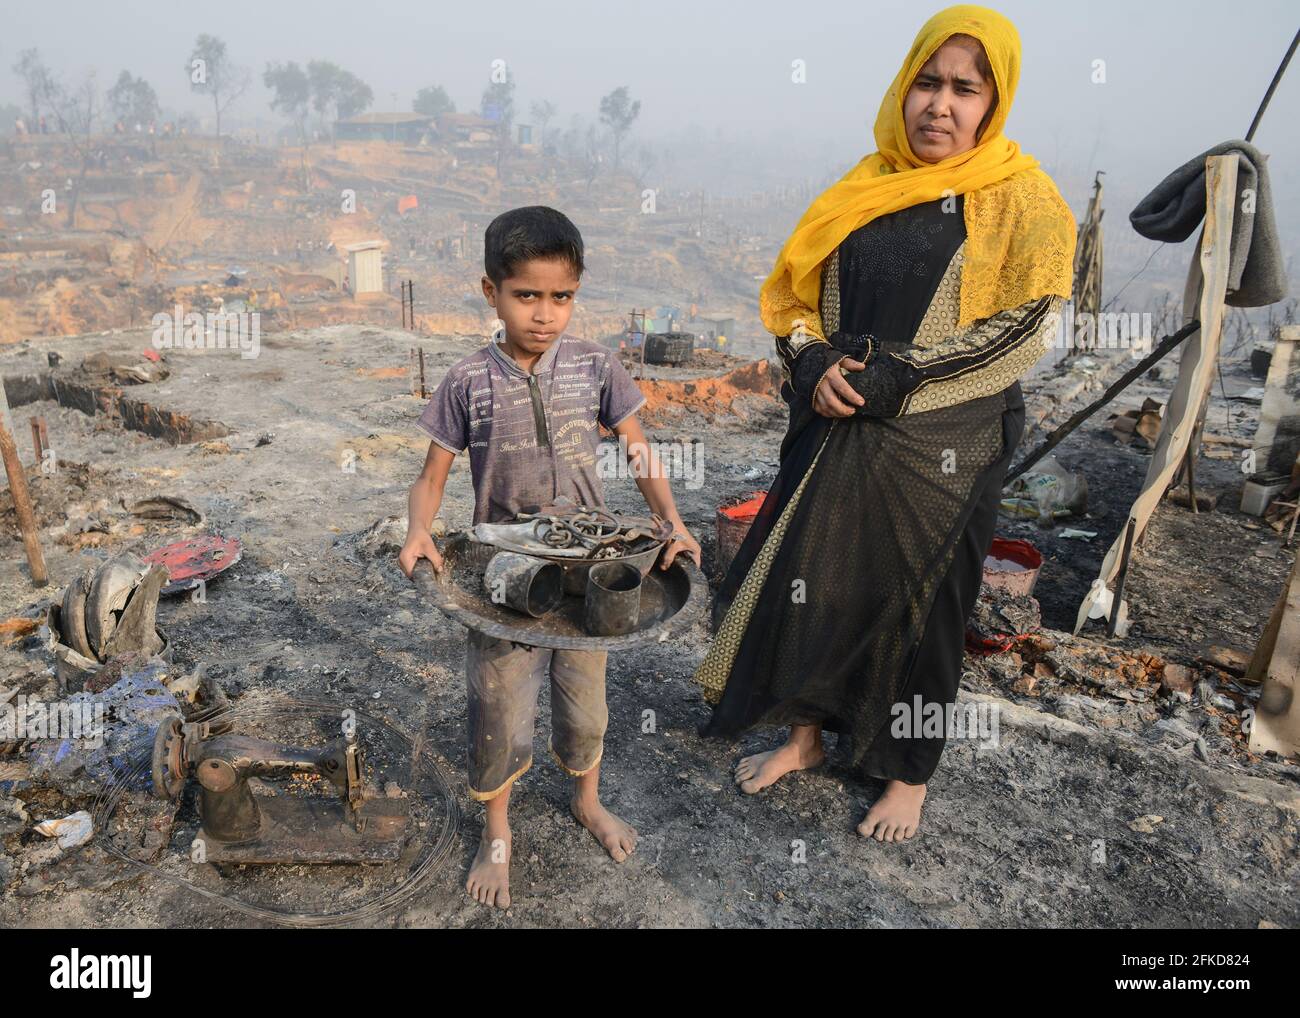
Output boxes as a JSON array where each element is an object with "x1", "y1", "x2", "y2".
[
  {"x1": 142, "y1": 535, "x2": 243, "y2": 596},
  {"x1": 715, "y1": 491, "x2": 768, "y2": 580},
  {"x1": 719, "y1": 491, "x2": 767, "y2": 521},
  {"x1": 982, "y1": 538, "x2": 1043, "y2": 597},
  {"x1": 965, "y1": 630, "x2": 1015, "y2": 656}
]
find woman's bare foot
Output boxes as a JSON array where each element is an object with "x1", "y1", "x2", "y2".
[
  {"x1": 734, "y1": 724, "x2": 825, "y2": 794},
  {"x1": 857, "y1": 779, "x2": 927, "y2": 842},
  {"x1": 571, "y1": 795, "x2": 638, "y2": 862},
  {"x1": 467, "y1": 808, "x2": 512, "y2": 908}
]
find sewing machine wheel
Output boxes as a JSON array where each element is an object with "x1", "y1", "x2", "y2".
[{"x1": 152, "y1": 717, "x2": 187, "y2": 800}]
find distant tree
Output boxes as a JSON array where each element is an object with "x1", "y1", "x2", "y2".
[
  {"x1": 480, "y1": 74, "x2": 516, "y2": 172},
  {"x1": 0, "y1": 103, "x2": 22, "y2": 135},
  {"x1": 263, "y1": 61, "x2": 311, "y2": 141},
  {"x1": 187, "y1": 34, "x2": 250, "y2": 138},
  {"x1": 107, "y1": 71, "x2": 159, "y2": 126},
  {"x1": 529, "y1": 99, "x2": 557, "y2": 149},
  {"x1": 479, "y1": 79, "x2": 515, "y2": 129},
  {"x1": 558, "y1": 113, "x2": 584, "y2": 161},
  {"x1": 20, "y1": 60, "x2": 98, "y2": 141},
  {"x1": 50, "y1": 73, "x2": 99, "y2": 141},
  {"x1": 22, "y1": 62, "x2": 102, "y2": 224},
  {"x1": 13, "y1": 49, "x2": 55, "y2": 126},
  {"x1": 307, "y1": 60, "x2": 373, "y2": 132},
  {"x1": 413, "y1": 85, "x2": 455, "y2": 118},
  {"x1": 598, "y1": 86, "x2": 640, "y2": 170},
  {"x1": 583, "y1": 123, "x2": 603, "y2": 195},
  {"x1": 629, "y1": 143, "x2": 658, "y2": 187}
]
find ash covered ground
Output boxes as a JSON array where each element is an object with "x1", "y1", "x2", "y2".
[{"x1": 1, "y1": 325, "x2": 1297, "y2": 928}]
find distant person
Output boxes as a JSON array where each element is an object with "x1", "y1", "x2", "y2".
[
  {"x1": 398, "y1": 206, "x2": 701, "y2": 909},
  {"x1": 694, "y1": 4, "x2": 1075, "y2": 844}
]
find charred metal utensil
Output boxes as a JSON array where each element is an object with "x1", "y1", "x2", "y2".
[
  {"x1": 482, "y1": 551, "x2": 564, "y2": 618},
  {"x1": 101, "y1": 563, "x2": 168, "y2": 659},
  {"x1": 583, "y1": 561, "x2": 643, "y2": 637},
  {"x1": 85, "y1": 553, "x2": 149, "y2": 660},
  {"x1": 60, "y1": 569, "x2": 96, "y2": 661}
]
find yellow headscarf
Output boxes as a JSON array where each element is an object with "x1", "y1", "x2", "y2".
[{"x1": 760, "y1": 4, "x2": 1075, "y2": 342}]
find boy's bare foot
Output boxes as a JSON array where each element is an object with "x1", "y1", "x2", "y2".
[
  {"x1": 466, "y1": 825, "x2": 511, "y2": 908},
  {"x1": 857, "y1": 779, "x2": 926, "y2": 843},
  {"x1": 734, "y1": 725, "x2": 825, "y2": 794},
  {"x1": 571, "y1": 796, "x2": 638, "y2": 863}
]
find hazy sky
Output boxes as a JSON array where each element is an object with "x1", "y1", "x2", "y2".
[{"x1": 6, "y1": 1, "x2": 1300, "y2": 227}]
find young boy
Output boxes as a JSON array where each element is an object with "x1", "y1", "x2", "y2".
[{"x1": 398, "y1": 206, "x2": 701, "y2": 910}]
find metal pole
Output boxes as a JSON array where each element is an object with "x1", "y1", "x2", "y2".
[{"x1": 1245, "y1": 28, "x2": 1300, "y2": 143}]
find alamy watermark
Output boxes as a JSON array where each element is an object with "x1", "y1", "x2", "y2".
[
  {"x1": 890, "y1": 695, "x2": 1000, "y2": 749},
  {"x1": 598, "y1": 434, "x2": 705, "y2": 490},
  {"x1": 151, "y1": 304, "x2": 260, "y2": 359},
  {"x1": 1044, "y1": 303, "x2": 1153, "y2": 358},
  {"x1": 49, "y1": 950, "x2": 151, "y2": 998},
  {"x1": 0, "y1": 695, "x2": 104, "y2": 747}
]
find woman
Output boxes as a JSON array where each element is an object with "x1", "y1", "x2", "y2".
[{"x1": 694, "y1": 5, "x2": 1075, "y2": 843}]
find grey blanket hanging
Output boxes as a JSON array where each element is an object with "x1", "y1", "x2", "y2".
[{"x1": 1129, "y1": 139, "x2": 1286, "y2": 308}]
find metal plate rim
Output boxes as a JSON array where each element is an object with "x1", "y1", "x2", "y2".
[{"x1": 414, "y1": 533, "x2": 707, "y2": 651}]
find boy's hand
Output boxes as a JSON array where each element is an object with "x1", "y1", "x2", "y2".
[
  {"x1": 658, "y1": 526, "x2": 701, "y2": 571},
  {"x1": 399, "y1": 533, "x2": 444, "y2": 578}
]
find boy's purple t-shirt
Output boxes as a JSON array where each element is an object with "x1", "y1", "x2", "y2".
[{"x1": 416, "y1": 334, "x2": 647, "y2": 524}]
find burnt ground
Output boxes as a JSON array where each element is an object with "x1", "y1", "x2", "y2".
[
  {"x1": 1003, "y1": 355, "x2": 1291, "y2": 644},
  {"x1": 1, "y1": 326, "x2": 1297, "y2": 928}
]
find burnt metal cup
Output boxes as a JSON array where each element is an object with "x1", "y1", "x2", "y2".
[
  {"x1": 483, "y1": 552, "x2": 564, "y2": 617},
  {"x1": 583, "y1": 561, "x2": 642, "y2": 636}
]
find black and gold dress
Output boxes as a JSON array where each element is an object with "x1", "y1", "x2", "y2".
[{"x1": 695, "y1": 194, "x2": 1063, "y2": 784}]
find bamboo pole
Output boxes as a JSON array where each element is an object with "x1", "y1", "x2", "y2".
[{"x1": 0, "y1": 381, "x2": 48, "y2": 586}]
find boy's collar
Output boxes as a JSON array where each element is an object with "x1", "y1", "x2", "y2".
[{"x1": 487, "y1": 333, "x2": 565, "y2": 377}]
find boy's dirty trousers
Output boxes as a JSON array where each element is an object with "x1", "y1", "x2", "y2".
[{"x1": 465, "y1": 629, "x2": 608, "y2": 801}]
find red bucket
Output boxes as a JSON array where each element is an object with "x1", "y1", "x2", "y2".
[
  {"x1": 715, "y1": 491, "x2": 767, "y2": 580},
  {"x1": 982, "y1": 538, "x2": 1042, "y2": 597}
]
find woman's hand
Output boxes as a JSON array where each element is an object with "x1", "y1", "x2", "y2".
[{"x1": 813, "y1": 357, "x2": 867, "y2": 417}]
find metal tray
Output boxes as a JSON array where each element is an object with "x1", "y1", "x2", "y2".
[{"x1": 412, "y1": 531, "x2": 706, "y2": 650}]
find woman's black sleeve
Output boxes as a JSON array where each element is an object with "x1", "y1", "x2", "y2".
[
  {"x1": 775, "y1": 335, "x2": 850, "y2": 405},
  {"x1": 834, "y1": 294, "x2": 1061, "y2": 416}
]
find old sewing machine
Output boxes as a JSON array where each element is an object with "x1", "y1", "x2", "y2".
[{"x1": 151, "y1": 716, "x2": 410, "y2": 864}]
